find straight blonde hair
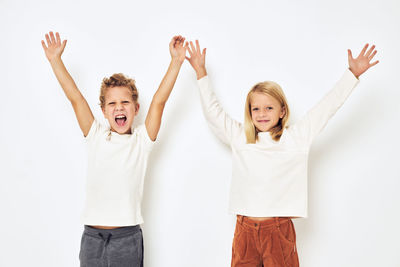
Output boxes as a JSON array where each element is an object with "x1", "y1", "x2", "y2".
[{"x1": 244, "y1": 81, "x2": 290, "y2": 143}]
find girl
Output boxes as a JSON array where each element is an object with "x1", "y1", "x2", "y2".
[
  {"x1": 41, "y1": 31, "x2": 188, "y2": 266},
  {"x1": 186, "y1": 40, "x2": 378, "y2": 266}
]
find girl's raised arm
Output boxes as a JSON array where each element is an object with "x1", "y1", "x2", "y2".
[
  {"x1": 42, "y1": 31, "x2": 94, "y2": 137},
  {"x1": 186, "y1": 40, "x2": 242, "y2": 146},
  {"x1": 144, "y1": 36, "x2": 188, "y2": 141},
  {"x1": 292, "y1": 44, "x2": 379, "y2": 145}
]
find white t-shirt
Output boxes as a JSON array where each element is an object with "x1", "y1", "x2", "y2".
[
  {"x1": 81, "y1": 119, "x2": 155, "y2": 226},
  {"x1": 197, "y1": 69, "x2": 359, "y2": 218}
]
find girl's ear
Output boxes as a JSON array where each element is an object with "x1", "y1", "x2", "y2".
[{"x1": 280, "y1": 106, "x2": 286, "y2": 118}]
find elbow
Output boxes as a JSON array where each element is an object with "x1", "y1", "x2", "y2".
[{"x1": 151, "y1": 97, "x2": 167, "y2": 108}]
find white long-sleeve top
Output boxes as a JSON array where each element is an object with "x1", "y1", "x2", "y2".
[{"x1": 197, "y1": 69, "x2": 359, "y2": 218}]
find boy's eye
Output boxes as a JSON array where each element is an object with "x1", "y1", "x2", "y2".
[
  {"x1": 267, "y1": 107, "x2": 273, "y2": 110},
  {"x1": 108, "y1": 101, "x2": 130, "y2": 105},
  {"x1": 252, "y1": 108, "x2": 259, "y2": 111}
]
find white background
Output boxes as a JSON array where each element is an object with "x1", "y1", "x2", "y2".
[{"x1": 1, "y1": 0, "x2": 399, "y2": 266}]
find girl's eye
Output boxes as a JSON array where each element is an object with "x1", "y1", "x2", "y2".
[
  {"x1": 267, "y1": 107, "x2": 273, "y2": 110},
  {"x1": 252, "y1": 108, "x2": 259, "y2": 111}
]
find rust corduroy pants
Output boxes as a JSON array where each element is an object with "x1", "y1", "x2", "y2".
[{"x1": 231, "y1": 215, "x2": 299, "y2": 267}]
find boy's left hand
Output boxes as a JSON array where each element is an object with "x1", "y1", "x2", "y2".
[
  {"x1": 169, "y1": 35, "x2": 188, "y2": 63},
  {"x1": 348, "y1": 44, "x2": 379, "y2": 79}
]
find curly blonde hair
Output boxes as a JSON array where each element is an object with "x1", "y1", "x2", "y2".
[{"x1": 99, "y1": 73, "x2": 138, "y2": 109}]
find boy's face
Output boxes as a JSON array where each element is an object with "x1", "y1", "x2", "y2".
[
  {"x1": 102, "y1": 86, "x2": 139, "y2": 134},
  {"x1": 250, "y1": 92, "x2": 285, "y2": 132}
]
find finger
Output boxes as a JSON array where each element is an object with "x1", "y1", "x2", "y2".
[
  {"x1": 365, "y1": 44, "x2": 375, "y2": 58},
  {"x1": 347, "y1": 49, "x2": 353, "y2": 60},
  {"x1": 41, "y1": 40, "x2": 47, "y2": 50},
  {"x1": 370, "y1": 60, "x2": 379, "y2": 67},
  {"x1": 62, "y1": 39, "x2": 67, "y2": 50},
  {"x1": 202, "y1": 48, "x2": 206, "y2": 57},
  {"x1": 45, "y1": 34, "x2": 51, "y2": 46},
  {"x1": 360, "y1": 43, "x2": 369, "y2": 57},
  {"x1": 50, "y1": 31, "x2": 56, "y2": 44},
  {"x1": 169, "y1": 37, "x2": 177, "y2": 47},
  {"x1": 195, "y1": 40, "x2": 201, "y2": 53},
  {"x1": 179, "y1": 37, "x2": 185, "y2": 46},
  {"x1": 185, "y1": 56, "x2": 190, "y2": 61},
  {"x1": 56, "y1": 32, "x2": 61, "y2": 44},
  {"x1": 171, "y1": 35, "x2": 178, "y2": 43},
  {"x1": 189, "y1": 41, "x2": 196, "y2": 54},
  {"x1": 187, "y1": 45, "x2": 193, "y2": 56},
  {"x1": 368, "y1": 50, "x2": 377, "y2": 61}
]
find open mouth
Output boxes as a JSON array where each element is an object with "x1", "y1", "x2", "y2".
[{"x1": 115, "y1": 115, "x2": 127, "y2": 127}]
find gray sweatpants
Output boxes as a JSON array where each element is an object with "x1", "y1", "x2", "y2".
[{"x1": 79, "y1": 225, "x2": 143, "y2": 267}]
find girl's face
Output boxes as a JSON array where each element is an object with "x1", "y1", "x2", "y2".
[
  {"x1": 250, "y1": 92, "x2": 285, "y2": 132},
  {"x1": 102, "y1": 86, "x2": 139, "y2": 134}
]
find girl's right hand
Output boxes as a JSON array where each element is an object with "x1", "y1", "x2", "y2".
[
  {"x1": 186, "y1": 40, "x2": 207, "y2": 79},
  {"x1": 41, "y1": 31, "x2": 67, "y2": 62}
]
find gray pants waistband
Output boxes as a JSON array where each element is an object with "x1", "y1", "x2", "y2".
[{"x1": 83, "y1": 225, "x2": 141, "y2": 239}]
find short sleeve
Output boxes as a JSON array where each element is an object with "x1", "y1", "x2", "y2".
[
  {"x1": 84, "y1": 118, "x2": 102, "y2": 143},
  {"x1": 135, "y1": 124, "x2": 156, "y2": 151}
]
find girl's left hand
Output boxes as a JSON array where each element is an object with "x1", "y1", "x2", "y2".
[
  {"x1": 169, "y1": 35, "x2": 188, "y2": 63},
  {"x1": 348, "y1": 44, "x2": 379, "y2": 79}
]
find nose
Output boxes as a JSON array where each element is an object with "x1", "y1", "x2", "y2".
[
  {"x1": 115, "y1": 103, "x2": 124, "y2": 110},
  {"x1": 259, "y1": 109, "x2": 267, "y2": 117}
]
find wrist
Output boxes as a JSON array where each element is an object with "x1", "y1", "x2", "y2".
[
  {"x1": 196, "y1": 67, "x2": 207, "y2": 80},
  {"x1": 171, "y1": 57, "x2": 184, "y2": 66},
  {"x1": 349, "y1": 67, "x2": 360, "y2": 79},
  {"x1": 49, "y1": 56, "x2": 62, "y2": 64}
]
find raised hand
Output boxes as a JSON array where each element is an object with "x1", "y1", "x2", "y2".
[
  {"x1": 186, "y1": 40, "x2": 207, "y2": 79},
  {"x1": 348, "y1": 44, "x2": 379, "y2": 78},
  {"x1": 41, "y1": 31, "x2": 67, "y2": 62},
  {"x1": 169, "y1": 35, "x2": 188, "y2": 63}
]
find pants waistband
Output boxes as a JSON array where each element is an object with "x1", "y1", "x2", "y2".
[
  {"x1": 83, "y1": 225, "x2": 141, "y2": 239},
  {"x1": 236, "y1": 215, "x2": 291, "y2": 229}
]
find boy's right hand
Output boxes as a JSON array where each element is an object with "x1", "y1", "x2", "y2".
[
  {"x1": 186, "y1": 40, "x2": 207, "y2": 80},
  {"x1": 41, "y1": 31, "x2": 67, "y2": 62}
]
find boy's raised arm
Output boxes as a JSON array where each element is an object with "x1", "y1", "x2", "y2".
[
  {"x1": 144, "y1": 36, "x2": 188, "y2": 141},
  {"x1": 42, "y1": 31, "x2": 94, "y2": 137}
]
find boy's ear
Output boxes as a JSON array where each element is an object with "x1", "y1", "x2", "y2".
[{"x1": 135, "y1": 103, "x2": 140, "y2": 115}]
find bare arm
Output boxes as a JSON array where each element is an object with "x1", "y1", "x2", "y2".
[
  {"x1": 41, "y1": 31, "x2": 94, "y2": 137},
  {"x1": 145, "y1": 36, "x2": 188, "y2": 141}
]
